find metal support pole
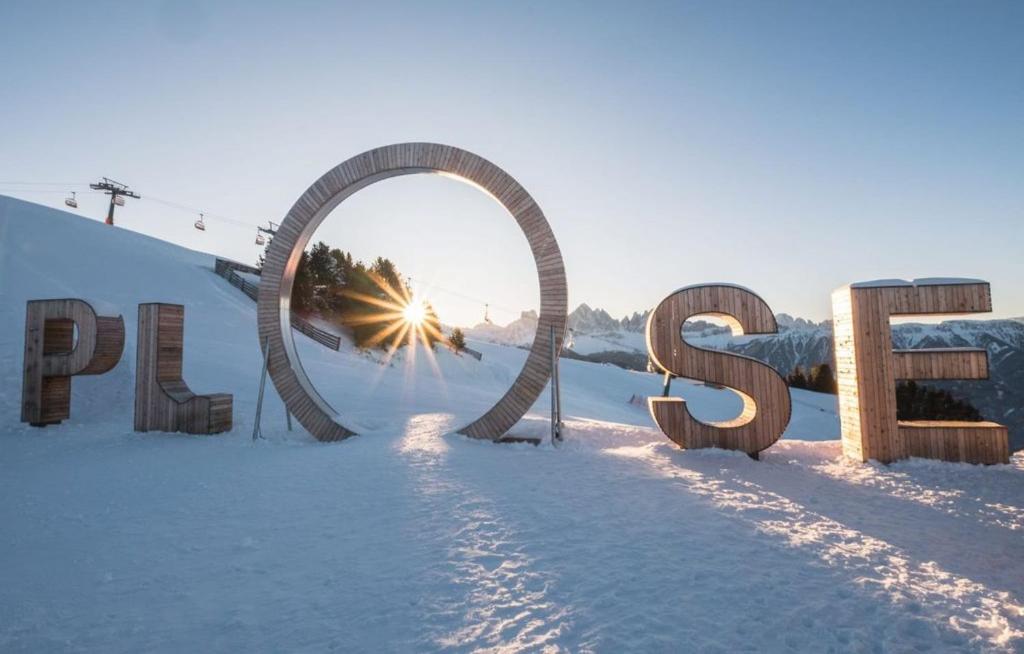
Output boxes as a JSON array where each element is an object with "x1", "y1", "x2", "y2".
[
  {"x1": 550, "y1": 324, "x2": 562, "y2": 444},
  {"x1": 253, "y1": 337, "x2": 270, "y2": 441},
  {"x1": 554, "y1": 332, "x2": 562, "y2": 440}
]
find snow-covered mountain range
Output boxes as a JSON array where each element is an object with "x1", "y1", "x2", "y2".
[{"x1": 467, "y1": 304, "x2": 1024, "y2": 448}]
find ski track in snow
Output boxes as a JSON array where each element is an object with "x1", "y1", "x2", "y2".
[{"x1": 396, "y1": 414, "x2": 570, "y2": 652}]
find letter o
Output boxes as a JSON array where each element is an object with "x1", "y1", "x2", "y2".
[{"x1": 257, "y1": 143, "x2": 568, "y2": 442}]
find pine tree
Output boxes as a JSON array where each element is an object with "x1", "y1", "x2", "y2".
[
  {"x1": 448, "y1": 327, "x2": 466, "y2": 353},
  {"x1": 787, "y1": 366, "x2": 808, "y2": 389},
  {"x1": 291, "y1": 251, "x2": 313, "y2": 312},
  {"x1": 809, "y1": 363, "x2": 837, "y2": 394},
  {"x1": 370, "y1": 257, "x2": 401, "y2": 293}
]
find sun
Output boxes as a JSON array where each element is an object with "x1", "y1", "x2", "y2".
[{"x1": 402, "y1": 298, "x2": 427, "y2": 326}]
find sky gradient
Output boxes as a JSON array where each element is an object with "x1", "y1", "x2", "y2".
[{"x1": 1, "y1": 1, "x2": 1021, "y2": 326}]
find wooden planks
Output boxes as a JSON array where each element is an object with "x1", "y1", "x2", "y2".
[
  {"x1": 134, "y1": 303, "x2": 232, "y2": 434},
  {"x1": 21, "y1": 299, "x2": 124, "y2": 426},
  {"x1": 892, "y1": 349, "x2": 988, "y2": 380},
  {"x1": 900, "y1": 421, "x2": 1009, "y2": 465},
  {"x1": 256, "y1": 143, "x2": 567, "y2": 443},
  {"x1": 831, "y1": 279, "x2": 1007, "y2": 465},
  {"x1": 646, "y1": 284, "x2": 791, "y2": 456}
]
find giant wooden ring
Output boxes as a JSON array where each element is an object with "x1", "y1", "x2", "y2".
[{"x1": 257, "y1": 143, "x2": 568, "y2": 442}]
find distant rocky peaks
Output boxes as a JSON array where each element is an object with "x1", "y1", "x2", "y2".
[
  {"x1": 568, "y1": 303, "x2": 623, "y2": 334},
  {"x1": 568, "y1": 305, "x2": 830, "y2": 336},
  {"x1": 775, "y1": 313, "x2": 829, "y2": 331}
]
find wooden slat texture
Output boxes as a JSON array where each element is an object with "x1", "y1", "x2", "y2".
[
  {"x1": 646, "y1": 284, "x2": 791, "y2": 456},
  {"x1": 893, "y1": 349, "x2": 988, "y2": 380},
  {"x1": 831, "y1": 279, "x2": 1007, "y2": 465},
  {"x1": 256, "y1": 143, "x2": 567, "y2": 443},
  {"x1": 21, "y1": 299, "x2": 124, "y2": 426},
  {"x1": 134, "y1": 303, "x2": 233, "y2": 435},
  {"x1": 900, "y1": 421, "x2": 1009, "y2": 465}
]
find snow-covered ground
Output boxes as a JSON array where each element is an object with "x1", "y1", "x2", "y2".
[{"x1": 1, "y1": 196, "x2": 1022, "y2": 652}]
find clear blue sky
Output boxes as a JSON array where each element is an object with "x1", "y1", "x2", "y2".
[{"x1": 2, "y1": 1, "x2": 1021, "y2": 326}]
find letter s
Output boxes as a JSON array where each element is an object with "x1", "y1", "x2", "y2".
[{"x1": 646, "y1": 284, "x2": 790, "y2": 456}]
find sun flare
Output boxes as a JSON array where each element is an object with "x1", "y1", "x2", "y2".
[{"x1": 402, "y1": 299, "x2": 427, "y2": 326}]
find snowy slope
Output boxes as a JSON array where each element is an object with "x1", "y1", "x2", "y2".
[{"x1": 1, "y1": 196, "x2": 1023, "y2": 653}]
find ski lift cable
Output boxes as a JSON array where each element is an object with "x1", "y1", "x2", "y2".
[
  {"x1": 0, "y1": 181, "x2": 93, "y2": 186},
  {"x1": 0, "y1": 188, "x2": 105, "y2": 195},
  {"x1": 144, "y1": 195, "x2": 258, "y2": 230}
]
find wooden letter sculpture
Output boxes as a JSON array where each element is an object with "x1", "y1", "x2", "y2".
[
  {"x1": 134, "y1": 303, "x2": 233, "y2": 434},
  {"x1": 21, "y1": 299, "x2": 125, "y2": 426},
  {"x1": 646, "y1": 284, "x2": 791, "y2": 456},
  {"x1": 832, "y1": 279, "x2": 1008, "y2": 464},
  {"x1": 256, "y1": 143, "x2": 567, "y2": 442}
]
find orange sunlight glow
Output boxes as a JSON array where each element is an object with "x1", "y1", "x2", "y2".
[{"x1": 341, "y1": 273, "x2": 445, "y2": 377}]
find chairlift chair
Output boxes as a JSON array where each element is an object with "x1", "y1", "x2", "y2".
[
  {"x1": 194, "y1": 213, "x2": 206, "y2": 231},
  {"x1": 64, "y1": 191, "x2": 78, "y2": 209},
  {"x1": 113, "y1": 195, "x2": 125, "y2": 206},
  {"x1": 255, "y1": 230, "x2": 266, "y2": 246}
]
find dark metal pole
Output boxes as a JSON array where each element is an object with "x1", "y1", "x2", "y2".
[
  {"x1": 105, "y1": 194, "x2": 116, "y2": 225},
  {"x1": 550, "y1": 324, "x2": 562, "y2": 444},
  {"x1": 253, "y1": 337, "x2": 270, "y2": 441},
  {"x1": 550, "y1": 325, "x2": 557, "y2": 444}
]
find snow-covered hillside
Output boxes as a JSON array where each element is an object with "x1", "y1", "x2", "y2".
[{"x1": 1, "y1": 196, "x2": 1023, "y2": 652}]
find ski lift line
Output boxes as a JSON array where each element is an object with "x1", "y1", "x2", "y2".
[
  {"x1": 1, "y1": 179, "x2": 269, "y2": 236},
  {"x1": 144, "y1": 195, "x2": 258, "y2": 229},
  {"x1": 0, "y1": 183, "x2": 261, "y2": 229}
]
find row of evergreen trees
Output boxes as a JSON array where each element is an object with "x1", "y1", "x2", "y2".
[
  {"x1": 894, "y1": 380, "x2": 982, "y2": 421},
  {"x1": 260, "y1": 240, "x2": 442, "y2": 350},
  {"x1": 786, "y1": 362, "x2": 982, "y2": 421},
  {"x1": 786, "y1": 363, "x2": 837, "y2": 394}
]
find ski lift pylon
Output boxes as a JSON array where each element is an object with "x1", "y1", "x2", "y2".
[
  {"x1": 194, "y1": 212, "x2": 206, "y2": 231},
  {"x1": 64, "y1": 191, "x2": 78, "y2": 209}
]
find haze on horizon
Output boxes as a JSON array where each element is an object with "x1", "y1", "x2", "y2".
[{"x1": 1, "y1": 1, "x2": 1021, "y2": 327}]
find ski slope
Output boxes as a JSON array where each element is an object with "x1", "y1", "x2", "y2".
[{"x1": 1, "y1": 196, "x2": 1022, "y2": 652}]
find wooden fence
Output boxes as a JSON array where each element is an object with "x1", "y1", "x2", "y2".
[{"x1": 214, "y1": 259, "x2": 341, "y2": 351}]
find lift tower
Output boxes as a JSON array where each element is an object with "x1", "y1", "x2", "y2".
[{"x1": 89, "y1": 177, "x2": 140, "y2": 226}]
